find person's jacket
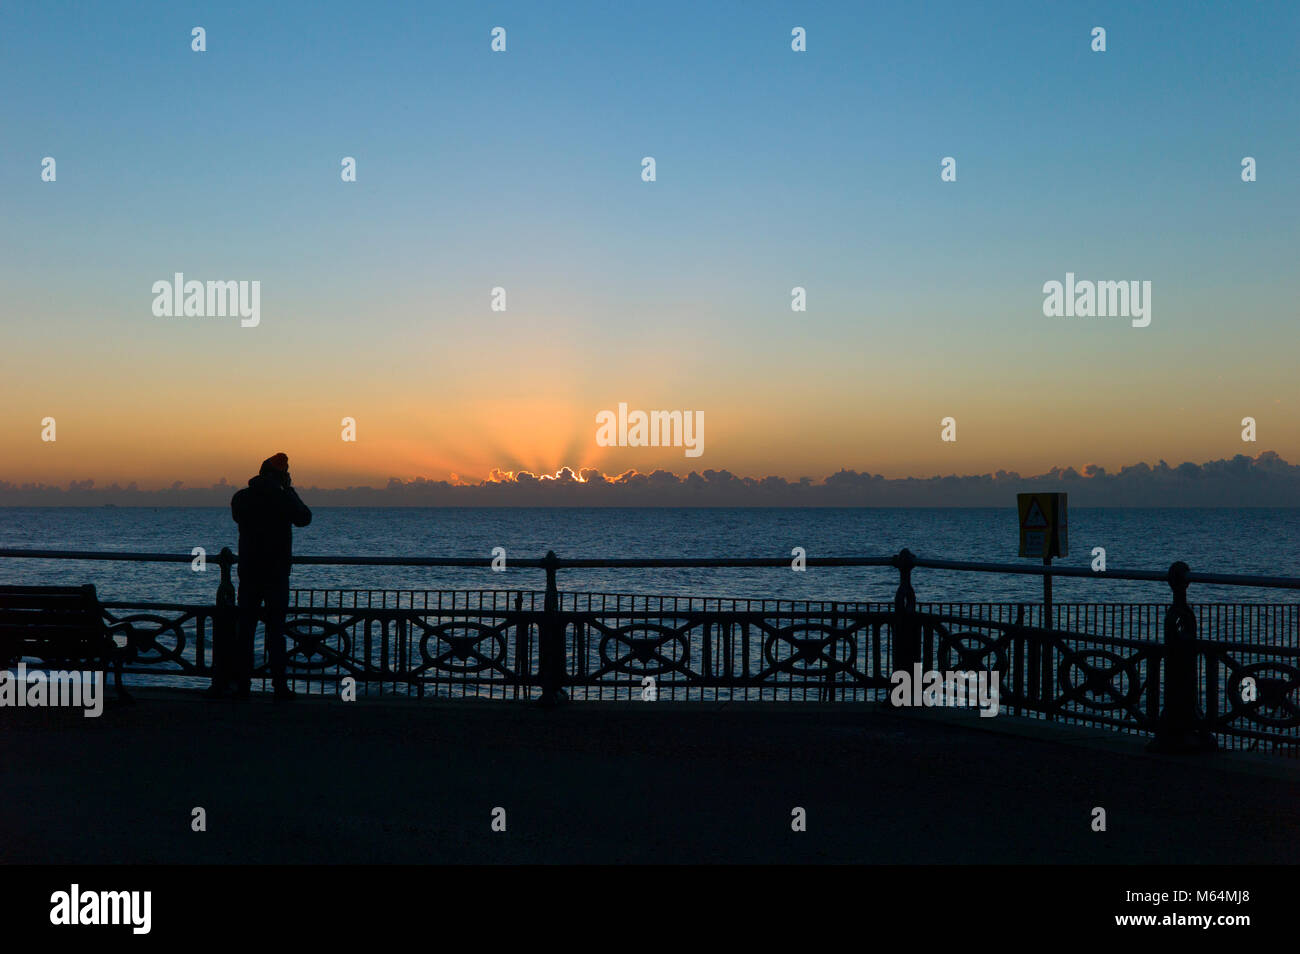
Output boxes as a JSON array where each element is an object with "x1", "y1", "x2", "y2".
[{"x1": 231, "y1": 474, "x2": 312, "y2": 578}]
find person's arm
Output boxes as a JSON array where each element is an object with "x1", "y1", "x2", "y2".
[{"x1": 284, "y1": 485, "x2": 312, "y2": 527}]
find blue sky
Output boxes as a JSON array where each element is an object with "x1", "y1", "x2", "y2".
[{"x1": 1, "y1": 0, "x2": 1297, "y2": 487}]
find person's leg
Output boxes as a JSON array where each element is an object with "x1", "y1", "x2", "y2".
[
  {"x1": 234, "y1": 574, "x2": 265, "y2": 697},
  {"x1": 265, "y1": 575, "x2": 293, "y2": 697}
]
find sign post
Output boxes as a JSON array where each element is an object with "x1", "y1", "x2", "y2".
[{"x1": 1018, "y1": 493, "x2": 1067, "y2": 628}]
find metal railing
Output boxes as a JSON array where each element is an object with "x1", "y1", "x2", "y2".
[{"x1": 2, "y1": 546, "x2": 1298, "y2": 755}]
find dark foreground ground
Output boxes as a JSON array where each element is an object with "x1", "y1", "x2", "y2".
[{"x1": 1, "y1": 691, "x2": 1297, "y2": 864}]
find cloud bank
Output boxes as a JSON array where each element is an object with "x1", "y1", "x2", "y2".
[{"x1": 2, "y1": 452, "x2": 1298, "y2": 507}]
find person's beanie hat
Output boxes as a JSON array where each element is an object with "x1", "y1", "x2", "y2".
[{"x1": 261, "y1": 452, "x2": 290, "y2": 475}]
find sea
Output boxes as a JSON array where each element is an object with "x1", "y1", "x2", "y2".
[{"x1": 1, "y1": 507, "x2": 1297, "y2": 607}]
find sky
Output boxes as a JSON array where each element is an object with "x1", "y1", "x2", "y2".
[{"x1": 1, "y1": 0, "x2": 1297, "y2": 492}]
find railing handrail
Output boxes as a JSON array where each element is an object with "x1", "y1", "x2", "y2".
[{"x1": 1, "y1": 546, "x2": 1298, "y2": 590}]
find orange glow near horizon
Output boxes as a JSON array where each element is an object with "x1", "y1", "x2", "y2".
[{"x1": 3, "y1": 287, "x2": 1297, "y2": 489}]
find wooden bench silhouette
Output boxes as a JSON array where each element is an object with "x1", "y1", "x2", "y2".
[{"x1": 0, "y1": 584, "x2": 133, "y2": 703}]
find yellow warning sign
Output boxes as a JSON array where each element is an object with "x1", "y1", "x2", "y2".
[
  {"x1": 1022, "y1": 498, "x2": 1048, "y2": 529},
  {"x1": 1018, "y1": 493, "x2": 1067, "y2": 558}
]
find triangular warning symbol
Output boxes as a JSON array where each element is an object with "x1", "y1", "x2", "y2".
[{"x1": 1022, "y1": 498, "x2": 1049, "y2": 529}]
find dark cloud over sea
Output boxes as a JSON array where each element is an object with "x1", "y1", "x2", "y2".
[{"x1": 3, "y1": 453, "x2": 1298, "y2": 507}]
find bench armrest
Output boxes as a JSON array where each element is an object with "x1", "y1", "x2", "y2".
[{"x1": 103, "y1": 620, "x2": 140, "y2": 662}]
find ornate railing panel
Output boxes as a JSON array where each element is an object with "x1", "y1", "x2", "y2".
[
  {"x1": 1202, "y1": 639, "x2": 1300, "y2": 746},
  {"x1": 102, "y1": 603, "x2": 214, "y2": 684},
  {"x1": 918, "y1": 610, "x2": 1163, "y2": 732},
  {"x1": 87, "y1": 592, "x2": 1297, "y2": 754},
  {"x1": 562, "y1": 609, "x2": 896, "y2": 700}
]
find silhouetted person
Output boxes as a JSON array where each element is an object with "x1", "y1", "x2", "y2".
[{"x1": 207, "y1": 453, "x2": 311, "y2": 701}]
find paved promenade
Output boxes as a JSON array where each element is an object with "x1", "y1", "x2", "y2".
[{"x1": 2, "y1": 691, "x2": 1297, "y2": 864}]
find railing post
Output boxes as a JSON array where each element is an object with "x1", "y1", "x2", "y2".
[
  {"x1": 1149, "y1": 561, "x2": 1216, "y2": 753},
  {"x1": 891, "y1": 548, "x2": 920, "y2": 707},
  {"x1": 536, "y1": 550, "x2": 568, "y2": 707},
  {"x1": 211, "y1": 546, "x2": 236, "y2": 684}
]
